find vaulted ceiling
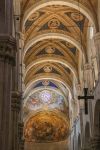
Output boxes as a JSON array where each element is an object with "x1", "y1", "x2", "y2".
[{"x1": 21, "y1": 0, "x2": 98, "y2": 143}]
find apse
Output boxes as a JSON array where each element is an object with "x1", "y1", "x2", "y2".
[{"x1": 23, "y1": 80, "x2": 70, "y2": 143}]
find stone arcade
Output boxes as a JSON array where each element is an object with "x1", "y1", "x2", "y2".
[{"x1": 0, "y1": 0, "x2": 100, "y2": 150}]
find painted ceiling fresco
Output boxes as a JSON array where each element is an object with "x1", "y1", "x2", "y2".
[
  {"x1": 24, "y1": 89, "x2": 68, "y2": 116},
  {"x1": 24, "y1": 5, "x2": 89, "y2": 49},
  {"x1": 24, "y1": 111, "x2": 70, "y2": 143},
  {"x1": 23, "y1": 88, "x2": 69, "y2": 143},
  {"x1": 21, "y1": 0, "x2": 98, "y2": 15}
]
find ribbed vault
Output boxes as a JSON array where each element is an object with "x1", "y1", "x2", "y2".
[{"x1": 21, "y1": 0, "x2": 98, "y2": 144}]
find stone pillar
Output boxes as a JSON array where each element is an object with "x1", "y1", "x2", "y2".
[
  {"x1": 11, "y1": 91, "x2": 21, "y2": 150},
  {"x1": 0, "y1": 0, "x2": 13, "y2": 34},
  {"x1": 90, "y1": 136, "x2": 100, "y2": 150},
  {"x1": 0, "y1": 36, "x2": 16, "y2": 150},
  {"x1": 18, "y1": 123, "x2": 25, "y2": 150}
]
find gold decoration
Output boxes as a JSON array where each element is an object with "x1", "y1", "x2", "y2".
[
  {"x1": 42, "y1": 80, "x2": 50, "y2": 86},
  {"x1": 28, "y1": 12, "x2": 40, "y2": 21},
  {"x1": 71, "y1": 12, "x2": 84, "y2": 21},
  {"x1": 48, "y1": 18, "x2": 60, "y2": 29},
  {"x1": 43, "y1": 65, "x2": 52, "y2": 73},
  {"x1": 66, "y1": 42, "x2": 74, "y2": 48},
  {"x1": 45, "y1": 46, "x2": 55, "y2": 54}
]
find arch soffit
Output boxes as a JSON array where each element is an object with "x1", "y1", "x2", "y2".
[
  {"x1": 24, "y1": 73, "x2": 72, "y2": 97},
  {"x1": 23, "y1": 80, "x2": 68, "y2": 100},
  {"x1": 23, "y1": 87, "x2": 68, "y2": 107},
  {"x1": 24, "y1": 62, "x2": 72, "y2": 83},
  {"x1": 24, "y1": 40, "x2": 78, "y2": 65},
  {"x1": 22, "y1": 0, "x2": 96, "y2": 30},
  {"x1": 25, "y1": 73, "x2": 72, "y2": 90},
  {"x1": 24, "y1": 55, "x2": 78, "y2": 81},
  {"x1": 24, "y1": 71, "x2": 72, "y2": 88},
  {"x1": 23, "y1": 33, "x2": 85, "y2": 61}
]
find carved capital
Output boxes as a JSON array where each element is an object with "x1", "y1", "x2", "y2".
[
  {"x1": 0, "y1": 35, "x2": 16, "y2": 65},
  {"x1": 11, "y1": 91, "x2": 21, "y2": 112}
]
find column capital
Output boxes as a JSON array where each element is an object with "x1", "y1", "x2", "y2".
[
  {"x1": 11, "y1": 91, "x2": 21, "y2": 112},
  {"x1": 0, "y1": 35, "x2": 16, "y2": 65}
]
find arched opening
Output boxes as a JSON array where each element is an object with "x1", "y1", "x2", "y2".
[
  {"x1": 85, "y1": 122, "x2": 90, "y2": 148},
  {"x1": 94, "y1": 100, "x2": 100, "y2": 136}
]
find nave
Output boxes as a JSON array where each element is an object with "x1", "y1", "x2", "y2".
[{"x1": 0, "y1": 0, "x2": 100, "y2": 150}]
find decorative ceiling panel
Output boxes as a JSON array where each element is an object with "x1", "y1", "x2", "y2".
[
  {"x1": 23, "y1": 5, "x2": 89, "y2": 49},
  {"x1": 21, "y1": 0, "x2": 97, "y2": 17},
  {"x1": 24, "y1": 111, "x2": 70, "y2": 143},
  {"x1": 33, "y1": 80, "x2": 58, "y2": 89},
  {"x1": 24, "y1": 62, "x2": 73, "y2": 89},
  {"x1": 25, "y1": 89, "x2": 68, "y2": 112},
  {"x1": 24, "y1": 39, "x2": 79, "y2": 68}
]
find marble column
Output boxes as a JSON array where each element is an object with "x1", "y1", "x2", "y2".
[
  {"x1": 11, "y1": 91, "x2": 21, "y2": 150},
  {"x1": 90, "y1": 136, "x2": 100, "y2": 150},
  {"x1": 0, "y1": 36, "x2": 16, "y2": 150},
  {"x1": 18, "y1": 123, "x2": 25, "y2": 150}
]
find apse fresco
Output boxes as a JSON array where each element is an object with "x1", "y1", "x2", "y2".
[
  {"x1": 24, "y1": 111, "x2": 70, "y2": 143},
  {"x1": 26, "y1": 89, "x2": 68, "y2": 115}
]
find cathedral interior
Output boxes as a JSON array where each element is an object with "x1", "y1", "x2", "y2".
[{"x1": 0, "y1": 0, "x2": 100, "y2": 150}]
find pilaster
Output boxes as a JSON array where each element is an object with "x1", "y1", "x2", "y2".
[
  {"x1": 0, "y1": 35, "x2": 16, "y2": 150},
  {"x1": 0, "y1": 0, "x2": 13, "y2": 34},
  {"x1": 18, "y1": 123, "x2": 25, "y2": 150},
  {"x1": 11, "y1": 91, "x2": 21, "y2": 150}
]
